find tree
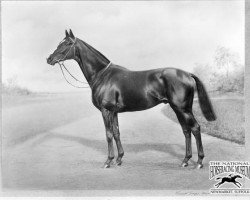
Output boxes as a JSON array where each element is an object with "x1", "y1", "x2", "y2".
[
  {"x1": 214, "y1": 46, "x2": 238, "y2": 78},
  {"x1": 193, "y1": 46, "x2": 244, "y2": 93}
]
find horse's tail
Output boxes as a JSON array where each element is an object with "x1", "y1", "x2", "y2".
[{"x1": 191, "y1": 74, "x2": 216, "y2": 121}]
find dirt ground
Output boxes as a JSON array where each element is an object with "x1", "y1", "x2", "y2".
[{"x1": 1, "y1": 92, "x2": 245, "y2": 194}]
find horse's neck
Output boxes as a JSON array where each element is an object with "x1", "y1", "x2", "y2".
[{"x1": 74, "y1": 39, "x2": 109, "y2": 86}]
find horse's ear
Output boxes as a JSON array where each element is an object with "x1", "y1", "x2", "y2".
[
  {"x1": 65, "y1": 30, "x2": 69, "y2": 38},
  {"x1": 69, "y1": 29, "x2": 75, "y2": 39}
]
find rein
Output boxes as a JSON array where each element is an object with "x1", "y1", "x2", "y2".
[
  {"x1": 59, "y1": 63, "x2": 89, "y2": 88},
  {"x1": 56, "y1": 38, "x2": 111, "y2": 89}
]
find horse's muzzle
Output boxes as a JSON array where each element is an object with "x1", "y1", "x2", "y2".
[{"x1": 47, "y1": 56, "x2": 56, "y2": 65}]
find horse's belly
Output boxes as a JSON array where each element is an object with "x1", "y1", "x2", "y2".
[{"x1": 118, "y1": 87, "x2": 160, "y2": 112}]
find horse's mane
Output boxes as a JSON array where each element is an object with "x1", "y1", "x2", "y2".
[{"x1": 80, "y1": 39, "x2": 110, "y2": 63}]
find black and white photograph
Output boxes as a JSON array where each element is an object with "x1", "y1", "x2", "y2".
[{"x1": 1, "y1": 0, "x2": 249, "y2": 197}]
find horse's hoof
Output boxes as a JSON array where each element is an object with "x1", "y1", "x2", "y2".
[
  {"x1": 196, "y1": 163, "x2": 203, "y2": 169},
  {"x1": 102, "y1": 163, "x2": 110, "y2": 168},
  {"x1": 181, "y1": 162, "x2": 188, "y2": 167},
  {"x1": 115, "y1": 160, "x2": 122, "y2": 166}
]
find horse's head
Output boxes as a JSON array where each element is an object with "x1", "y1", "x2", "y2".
[
  {"x1": 47, "y1": 29, "x2": 77, "y2": 66},
  {"x1": 234, "y1": 175, "x2": 242, "y2": 179}
]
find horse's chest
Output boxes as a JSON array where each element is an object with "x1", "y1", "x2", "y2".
[{"x1": 91, "y1": 87, "x2": 119, "y2": 111}]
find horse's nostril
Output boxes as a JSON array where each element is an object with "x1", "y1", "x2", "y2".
[{"x1": 47, "y1": 57, "x2": 52, "y2": 63}]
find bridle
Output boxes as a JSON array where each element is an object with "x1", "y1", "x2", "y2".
[
  {"x1": 55, "y1": 37, "x2": 112, "y2": 89},
  {"x1": 56, "y1": 38, "x2": 77, "y2": 63},
  {"x1": 56, "y1": 38, "x2": 89, "y2": 88}
]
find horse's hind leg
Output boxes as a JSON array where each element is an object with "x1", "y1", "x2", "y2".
[
  {"x1": 182, "y1": 129, "x2": 192, "y2": 167},
  {"x1": 171, "y1": 106, "x2": 204, "y2": 169},
  {"x1": 113, "y1": 113, "x2": 124, "y2": 165},
  {"x1": 171, "y1": 107, "x2": 192, "y2": 167},
  {"x1": 216, "y1": 182, "x2": 223, "y2": 188},
  {"x1": 214, "y1": 182, "x2": 220, "y2": 188},
  {"x1": 181, "y1": 128, "x2": 192, "y2": 167},
  {"x1": 189, "y1": 114, "x2": 204, "y2": 169}
]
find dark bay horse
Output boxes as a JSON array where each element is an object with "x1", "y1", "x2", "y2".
[
  {"x1": 47, "y1": 30, "x2": 216, "y2": 169},
  {"x1": 215, "y1": 174, "x2": 242, "y2": 188}
]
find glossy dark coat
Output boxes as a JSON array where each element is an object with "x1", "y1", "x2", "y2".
[{"x1": 47, "y1": 30, "x2": 216, "y2": 169}]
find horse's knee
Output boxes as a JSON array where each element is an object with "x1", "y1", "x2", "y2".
[
  {"x1": 113, "y1": 126, "x2": 119, "y2": 138},
  {"x1": 113, "y1": 125, "x2": 121, "y2": 140},
  {"x1": 106, "y1": 131, "x2": 113, "y2": 142}
]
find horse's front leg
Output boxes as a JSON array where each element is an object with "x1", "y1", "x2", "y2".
[
  {"x1": 102, "y1": 108, "x2": 115, "y2": 168},
  {"x1": 113, "y1": 113, "x2": 124, "y2": 166},
  {"x1": 234, "y1": 181, "x2": 241, "y2": 188}
]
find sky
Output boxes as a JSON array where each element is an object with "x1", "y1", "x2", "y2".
[{"x1": 2, "y1": 1, "x2": 244, "y2": 92}]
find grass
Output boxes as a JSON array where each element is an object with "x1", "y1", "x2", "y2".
[{"x1": 162, "y1": 98, "x2": 245, "y2": 144}]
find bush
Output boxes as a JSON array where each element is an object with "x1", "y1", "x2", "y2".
[{"x1": 2, "y1": 77, "x2": 32, "y2": 95}]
